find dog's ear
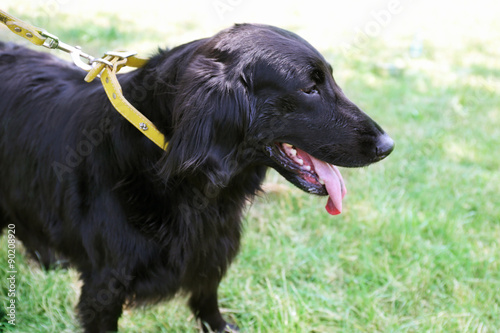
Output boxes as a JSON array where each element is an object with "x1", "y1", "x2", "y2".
[{"x1": 157, "y1": 55, "x2": 250, "y2": 188}]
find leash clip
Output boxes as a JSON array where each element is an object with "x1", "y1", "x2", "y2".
[
  {"x1": 68, "y1": 46, "x2": 95, "y2": 71},
  {"x1": 40, "y1": 30, "x2": 95, "y2": 71}
]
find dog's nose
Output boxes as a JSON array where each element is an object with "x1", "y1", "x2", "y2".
[{"x1": 375, "y1": 133, "x2": 394, "y2": 160}]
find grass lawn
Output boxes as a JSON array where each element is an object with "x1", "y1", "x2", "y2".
[{"x1": 1, "y1": 4, "x2": 499, "y2": 332}]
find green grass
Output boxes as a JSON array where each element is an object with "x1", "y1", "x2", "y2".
[{"x1": 1, "y1": 5, "x2": 500, "y2": 333}]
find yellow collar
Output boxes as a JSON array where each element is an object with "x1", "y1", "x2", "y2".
[{"x1": 85, "y1": 52, "x2": 167, "y2": 150}]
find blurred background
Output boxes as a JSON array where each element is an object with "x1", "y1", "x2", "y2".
[
  {"x1": 2, "y1": 0, "x2": 499, "y2": 54},
  {"x1": 1, "y1": 1, "x2": 499, "y2": 332}
]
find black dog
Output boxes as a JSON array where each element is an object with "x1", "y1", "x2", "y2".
[{"x1": 0, "y1": 24, "x2": 393, "y2": 332}]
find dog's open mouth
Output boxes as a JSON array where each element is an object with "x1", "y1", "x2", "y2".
[{"x1": 266, "y1": 143, "x2": 347, "y2": 215}]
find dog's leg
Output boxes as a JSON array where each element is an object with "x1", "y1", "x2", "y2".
[
  {"x1": 78, "y1": 271, "x2": 127, "y2": 333},
  {"x1": 0, "y1": 207, "x2": 8, "y2": 230},
  {"x1": 3, "y1": 218, "x2": 69, "y2": 269},
  {"x1": 189, "y1": 288, "x2": 239, "y2": 333},
  {"x1": 27, "y1": 246, "x2": 69, "y2": 270}
]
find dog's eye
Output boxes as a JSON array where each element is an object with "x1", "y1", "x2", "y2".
[{"x1": 301, "y1": 86, "x2": 319, "y2": 95}]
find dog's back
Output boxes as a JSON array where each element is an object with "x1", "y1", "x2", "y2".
[{"x1": 0, "y1": 42, "x2": 98, "y2": 267}]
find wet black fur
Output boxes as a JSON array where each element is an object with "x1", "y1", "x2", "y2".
[{"x1": 0, "y1": 24, "x2": 393, "y2": 332}]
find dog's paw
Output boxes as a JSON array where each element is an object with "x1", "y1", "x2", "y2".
[
  {"x1": 199, "y1": 320, "x2": 240, "y2": 333},
  {"x1": 221, "y1": 323, "x2": 240, "y2": 333}
]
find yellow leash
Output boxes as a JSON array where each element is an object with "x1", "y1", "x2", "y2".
[{"x1": 0, "y1": 9, "x2": 167, "y2": 150}]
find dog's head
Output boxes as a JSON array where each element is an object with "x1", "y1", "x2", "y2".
[{"x1": 160, "y1": 24, "x2": 394, "y2": 215}]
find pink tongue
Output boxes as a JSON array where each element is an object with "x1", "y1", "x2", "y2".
[{"x1": 309, "y1": 155, "x2": 347, "y2": 215}]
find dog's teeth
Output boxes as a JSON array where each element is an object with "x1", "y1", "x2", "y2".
[
  {"x1": 282, "y1": 143, "x2": 297, "y2": 156},
  {"x1": 319, "y1": 178, "x2": 325, "y2": 185},
  {"x1": 282, "y1": 143, "x2": 303, "y2": 166},
  {"x1": 304, "y1": 165, "x2": 311, "y2": 171}
]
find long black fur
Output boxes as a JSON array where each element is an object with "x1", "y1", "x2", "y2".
[{"x1": 0, "y1": 24, "x2": 393, "y2": 332}]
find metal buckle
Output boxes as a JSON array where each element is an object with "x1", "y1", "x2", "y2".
[
  {"x1": 91, "y1": 58, "x2": 114, "y2": 67},
  {"x1": 40, "y1": 30, "x2": 60, "y2": 49},
  {"x1": 105, "y1": 50, "x2": 137, "y2": 59}
]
